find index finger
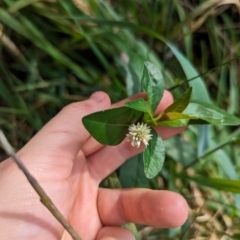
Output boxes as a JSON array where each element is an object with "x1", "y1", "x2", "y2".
[{"x1": 18, "y1": 92, "x2": 111, "y2": 167}]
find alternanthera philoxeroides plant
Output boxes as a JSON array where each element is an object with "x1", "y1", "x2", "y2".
[{"x1": 83, "y1": 62, "x2": 240, "y2": 178}]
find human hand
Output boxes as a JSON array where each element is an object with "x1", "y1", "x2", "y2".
[{"x1": 0, "y1": 91, "x2": 188, "y2": 240}]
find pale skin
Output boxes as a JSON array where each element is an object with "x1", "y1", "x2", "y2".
[{"x1": 0, "y1": 91, "x2": 189, "y2": 240}]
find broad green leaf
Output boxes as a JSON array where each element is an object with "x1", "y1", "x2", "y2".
[
  {"x1": 141, "y1": 62, "x2": 165, "y2": 113},
  {"x1": 187, "y1": 176, "x2": 240, "y2": 193},
  {"x1": 164, "y1": 87, "x2": 192, "y2": 113},
  {"x1": 143, "y1": 129, "x2": 165, "y2": 178},
  {"x1": 184, "y1": 101, "x2": 240, "y2": 125},
  {"x1": 82, "y1": 107, "x2": 143, "y2": 145}
]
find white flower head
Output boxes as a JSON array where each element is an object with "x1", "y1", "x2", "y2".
[{"x1": 126, "y1": 122, "x2": 152, "y2": 148}]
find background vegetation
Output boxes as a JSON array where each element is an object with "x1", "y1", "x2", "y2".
[{"x1": 0, "y1": 0, "x2": 240, "y2": 239}]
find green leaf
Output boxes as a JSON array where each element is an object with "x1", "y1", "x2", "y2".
[
  {"x1": 125, "y1": 98, "x2": 152, "y2": 115},
  {"x1": 156, "y1": 119, "x2": 189, "y2": 127},
  {"x1": 231, "y1": 233, "x2": 240, "y2": 240},
  {"x1": 166, "y1": 42, "x2": 210, "y2": 102},
  {"x1": 159, "y1": 112, "x2": 195, "y2": 121},
  {"x1": 8, "y1": 0, "x2": 39, "y2": 13},
  {"x1": 0, "y1": 8, "x2": 91, "y2": 83},
  {"x1": 155, "y1": 110, "x2": 196, "y2": 127},
  {"x1": 82, "y1": 106, "x2": 143, "y2": 145},
  {"x1": 187, "y1": 176, "x2": 240, "y2": 193},
  {"x1": 141, "y1": 62, "x2": 165, "y2": 113},
  {"x1": 119, "y1": 153, "x2": 150, "y2": 188},
  {"x1": 184, "y1": 101, "x2": 240, "y2": 125},
  {"x1": 187, "y1": 119, "x2": 209, "y2": 125},
  {"x1": 156, "y1": 112, "x2": 194, "y2": 127},
  {"x1": 125, "y1": 98, "x2": 154, "y2": 124},
  {"x1": 143, "y1": 129, "x2": 165, "y2": 178},
  {"x1": 164, "y1": 87, "x2": 192, "y2": 113},
  {"x1": 0, "y1": 107, "x2": 28, "y2": 116},
  {"x1": 118, "y1": 59, "x2": 140, "y2": 96}
]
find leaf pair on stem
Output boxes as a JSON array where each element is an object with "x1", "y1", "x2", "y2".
[{"x1": 83, "y1": 62, "x2": 240, "y2": 178}]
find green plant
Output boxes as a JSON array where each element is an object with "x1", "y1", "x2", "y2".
[
  {"x1": 83, "y1": 61, "x2": 240, "y2": 178},
  {"x1": 1, "y1": 0, "x2": 240, "y2": 238}
]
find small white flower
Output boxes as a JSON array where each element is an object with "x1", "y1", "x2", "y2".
[{"x1": 126, "y1": 122, "x2": 152, "y2": 148}]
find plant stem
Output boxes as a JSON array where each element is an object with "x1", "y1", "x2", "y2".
[{"x1": 0, "y1": 129, "x2": 82, "y2": 240}]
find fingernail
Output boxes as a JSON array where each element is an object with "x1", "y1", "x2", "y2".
[{"x1": 90, "y1": 92, "x2": 105, "y2": 102}]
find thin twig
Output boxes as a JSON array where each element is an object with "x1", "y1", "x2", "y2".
[{"x1": 0, "y1": 129, "x2": 82, "y2": 240}]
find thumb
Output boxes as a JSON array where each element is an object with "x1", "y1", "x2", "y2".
[{"x1": 18, "y1": 91, "x2": 111, "y2": 168}]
